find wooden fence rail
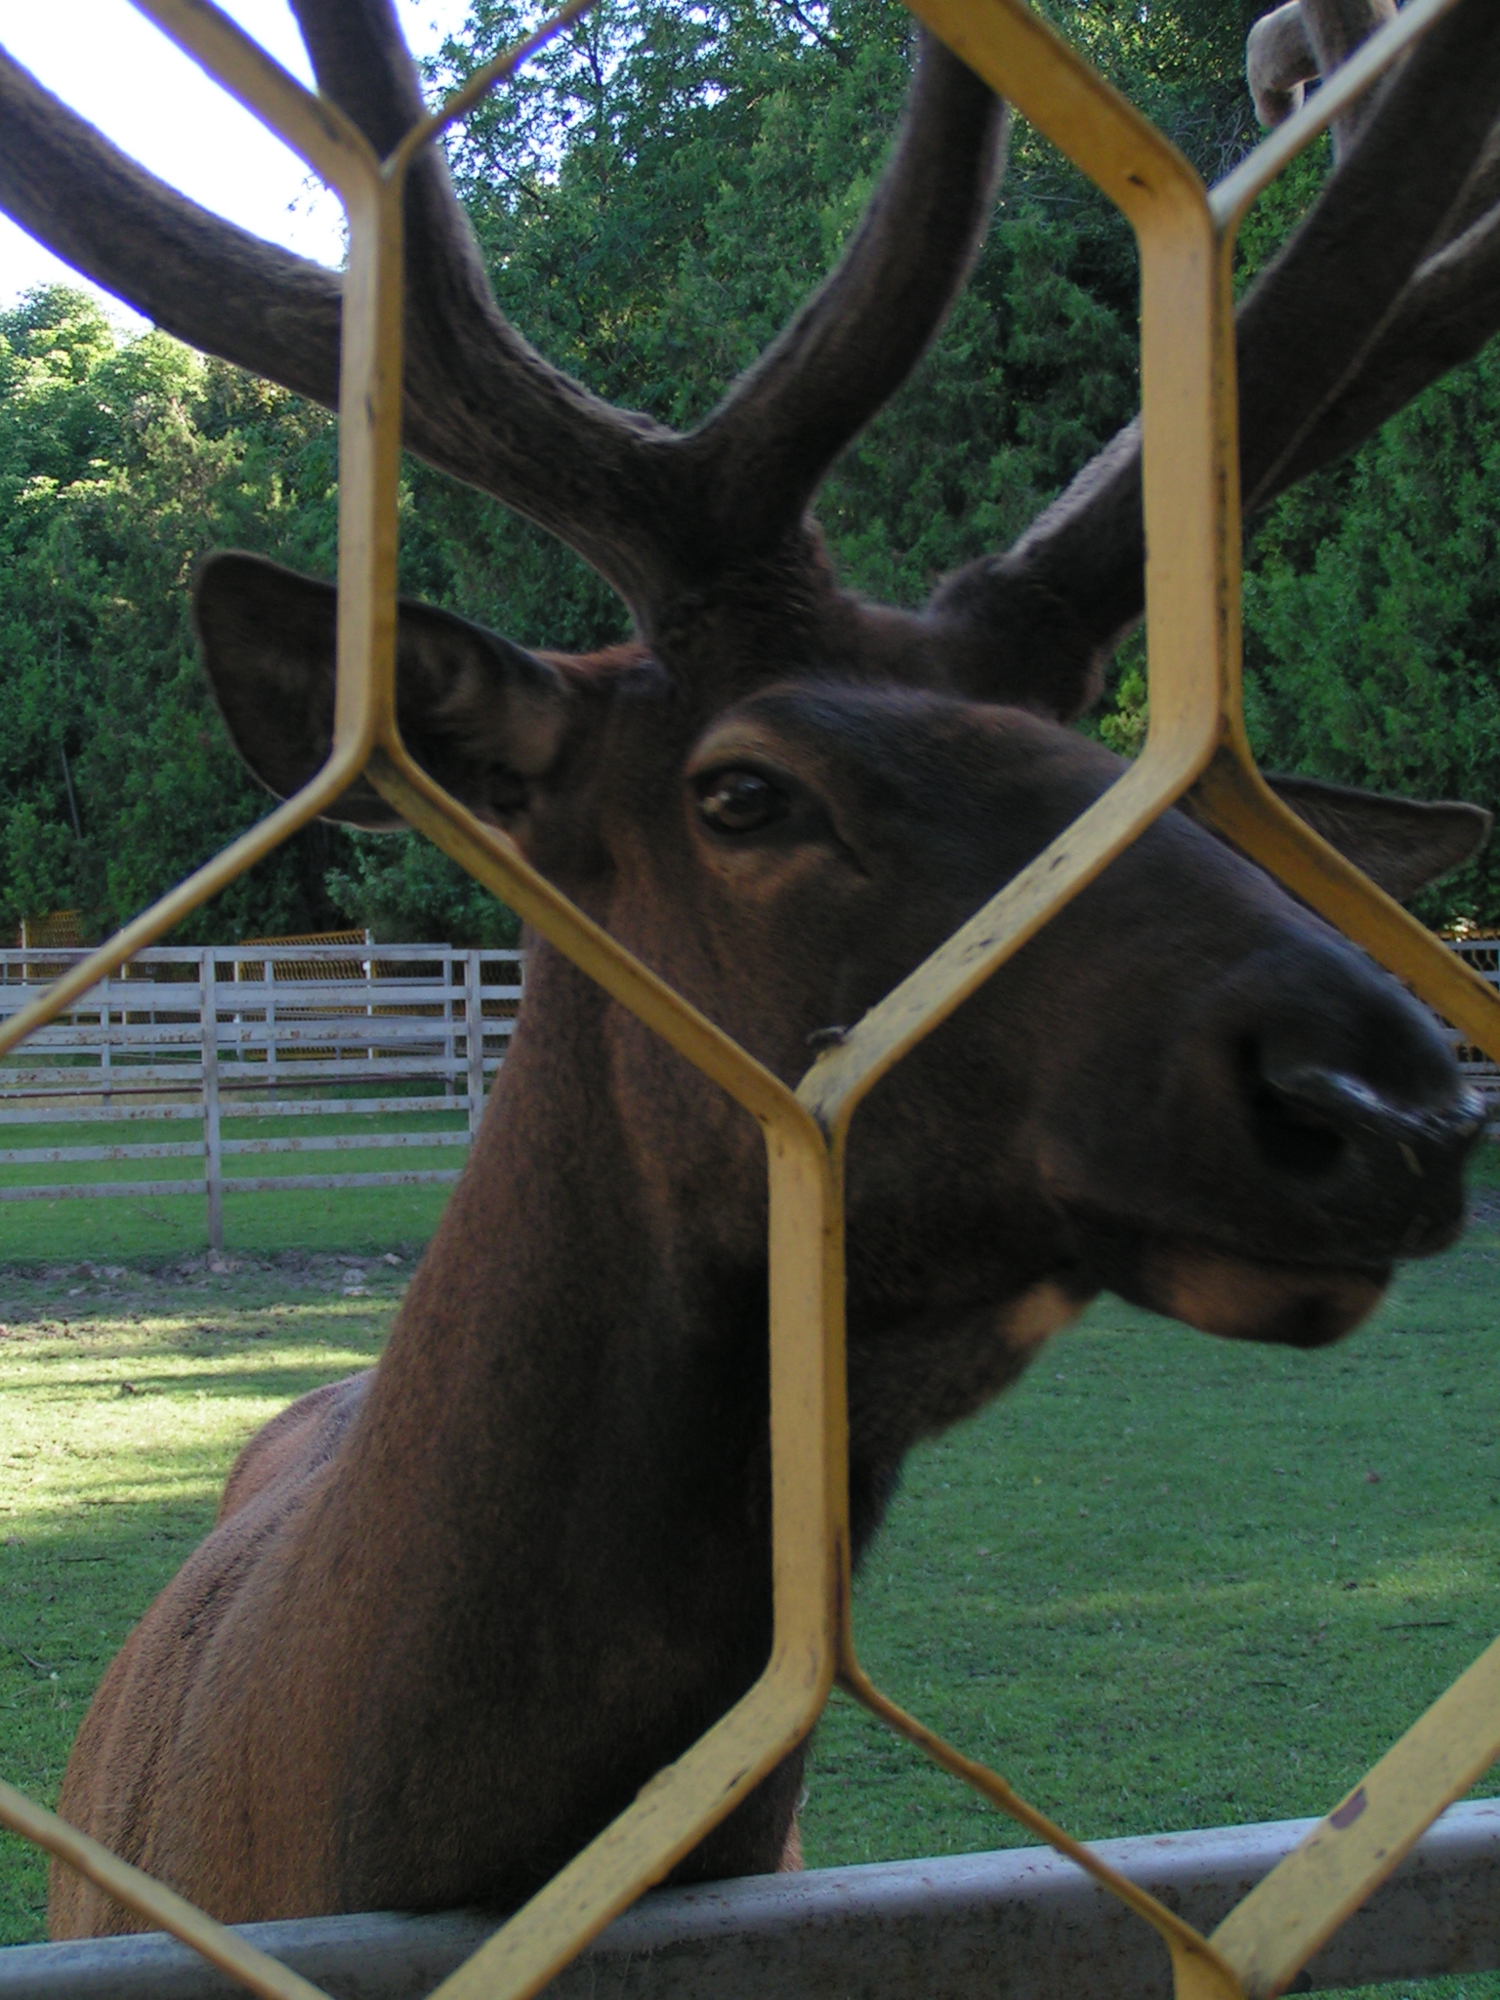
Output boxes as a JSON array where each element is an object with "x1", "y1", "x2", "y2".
[
  {"x1": 1446, "y1": 938, "x2": 1500, "y2": 1104},
  {"x1": 0, "y1": 945, "x2": 523, "y2": 1247}
]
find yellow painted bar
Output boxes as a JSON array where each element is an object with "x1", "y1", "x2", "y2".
[
  {"x1": 389, "y1": 0, "x2": 598, "y2": 175},
  {"x1": 1211, "y1": 0, "x2": 1462, "y2": 227},
  {"x1": 807, "y1": 9, "x2": 1500, "y2": 2000},
  {"x1": 0, "y1": 1782, "x2": 328, "y2": 2000},
  {"x1": 131, "y1": 0, "x2": 375, "y2": 197},
  {"x1": 4, "y1": 0, "x2": 851, "y2": 1963},
  {"x1": 1194, "y1": 749, "x2": 1500, "y2": 1064},
  {"x1": 0, "y1": 745, "x2": 370, "y2": 1063},
  {"x1": 838, "y1": 1658, "x2": 1244, "y2": 2000},
  {"x1": 804, "y1": 10, "x2": 1255, "y2": 1995},
  {"x1": 1213, "y1": 1629, "x2": 1500, "y2": 1997},
  {"x1": 361, "y1": 752, "x2": 847, "y2": 2000},
  {"x1": 804, "y1": 0, "x2": 1230, "y2": 1137}
]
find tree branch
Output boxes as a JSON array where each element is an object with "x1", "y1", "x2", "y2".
[
  {"x1": 1301, "y1": 0, "x2": 1398, "y2": 154},
  {"x1": 1271, "y1": 191, "x2": 1500, "y2": 490}
]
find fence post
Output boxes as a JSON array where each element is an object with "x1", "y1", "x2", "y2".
[
  {"x1": 445, "y1": 947, "x2": 456, "y2": 1099},
  {"x1": 99, "y1": 970, "x2": 112, "y2": 1107},
  {"x1": 465, "y1": 950, "x2": 485, "y2": 1139},
  {"x1": 201, "y1": 947, "x2": 223, "y2": 1252}
]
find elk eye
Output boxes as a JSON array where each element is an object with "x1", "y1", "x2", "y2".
[{"x1": 696, "y1": 767, "x2": 787, "y2": 834}]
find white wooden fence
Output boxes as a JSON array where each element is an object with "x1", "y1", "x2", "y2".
[
  {"x1": 1443, "y1": 937, "x2": 1500, "y2": 1103},
  {"x1": 0, "y1": 945, "x2": 523, "y2": 1246}
]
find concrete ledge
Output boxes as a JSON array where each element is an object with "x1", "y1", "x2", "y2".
[{"x1": 3, "y1": 1799, "x2": 1499, "y2": 1999}]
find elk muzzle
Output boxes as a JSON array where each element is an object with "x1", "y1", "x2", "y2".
[
  {"x1": 1053, "y1": 933, "x2": 1486, "y2": 1345},
  {"x1": 1249, "y1": 1053, "x2": 1487, "y2": 1253}
]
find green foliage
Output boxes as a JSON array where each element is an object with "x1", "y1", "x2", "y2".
[
  {"x1": 804, "y1": 1195, "x2": 1500, "y2": 1912},
  {"x1": 1242, "y1": 343, "x2": 1500, "y2": 928},
  {"x1": 1234, "y1": 133, "x2": 1331, "y2": 291},
  {"x1": 0, "y1": 289, "x2": 343, "y2": 941},
  {"x1": 4, "y1": 0, "x2": 1500, "y2": 939},
  {"x1": 433, "y1": 0, "x2": 1143, "y2": 605},
  {"x1": 325, "y1": 832, "x2": 522, "y2": 945},
  {"x1": 1101, "y1": 331, "x2": 1500, "y2": 930},
  {"x1": 0, "y1": 289, "x2": 513, "y2": 944}
]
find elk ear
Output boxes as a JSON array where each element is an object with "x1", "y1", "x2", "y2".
[
  {"x1": 194, "y1": 552, "x2": 571, "y2": 831},
  {"x1": 1268, "y1": 774, "x2": 1492, "y2": 901}
]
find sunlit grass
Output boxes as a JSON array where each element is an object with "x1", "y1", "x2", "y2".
[
  {"x1": 806, "y1": 1229, "x2": 1500, "y2": 1873},
  {"x1": 0, "y1": 1265, "x2": 399, "y2": 1941}
]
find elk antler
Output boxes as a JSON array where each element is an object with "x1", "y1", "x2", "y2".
[
  {"x1": 0, "y1": 23, "x2": 674, "y2": 612},
  {"x1": 1247, "y1": 3, "x2": 1319, "y2": 131},
  {"x1": 0, "y1": 4, "x2": 1004, "y2": 632},
  {"x1": 1249, "y1": 1, "x2": 1397, "y2": 156},
  {"x1": 676, "y1": 37, "x2": 1006, "y2": 576},
  {"x1": 931, "y1": 0, "x2": 1500, "y2": 718}
]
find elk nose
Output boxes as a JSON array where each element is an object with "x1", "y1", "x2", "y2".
[{"x1": 1247, "y1": 1026, "x2": 1487, "y2": 1253}]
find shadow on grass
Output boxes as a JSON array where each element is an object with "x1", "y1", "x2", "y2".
[
  {"x1": 2, "y1": 1176, "x2": 1499, "y2": 1969},
  {"x1": 13, "y1": 1359, "x2": 368, "y2": 1404}
]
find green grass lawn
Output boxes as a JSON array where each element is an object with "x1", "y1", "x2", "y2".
[
  {"x1": 1, "y1": 1179, "x2": 1500, "y2": 2000},
  {"x1": 0, "y1": 1100, "x2": 464, "y2": 1261},
  {"x1": 0, "y1": 1185, "x2": 455, "y2": 1263},
  {"x1": 0, "y1": 1257, "x2": 401, "y2": 1943}
]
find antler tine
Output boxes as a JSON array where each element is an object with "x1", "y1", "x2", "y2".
[
  {"x1": 1441, "y1": 117, "x2": 1500, "y2": 246},
  {"x1": 1301, "y1": 0, "x2": 1399, "y2": 71},
  {"x1": 673, "y1": 34, "x2": 1007, "y2": 577},
  {"x1": 286, "y1": 0, "x2": 500, "y2": 382},
  {"x1": 928, "y1": 0, "x2": 1500, "y2": 717},
  {"x1": 1234, "y1": 2, "x2": 1500, "y2": 510},
  {"x1": 1250, "y1": 3, "x2": 1401, "y2": 157},
  {"x1": 278, "y1": 0, "x2": 691, "y2": 614},
  {"x1": 0, "y1": 16, "x2": 687, "y2": 616},
  {"x1": 1267, "y1": 160, "x2": 1500, "y2": 494},
  {"x1": 287, "y1": 0, "x2": 427, "y2": 151},
  {"x1": 2, "y1": 6, "x2": 1005, "y2": 623},
  {"x1": 1301, "y1": 0, "x2": 1399, "y2": 154},
  {"x1": 1248, "y1": 3, "x2": 1320, "y2": 130},
  {"x1": 0, "y1": 48, "x2": 343, "y2": 408}
]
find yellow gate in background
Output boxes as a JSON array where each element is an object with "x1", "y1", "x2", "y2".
[{"x1": 3, "y1": 2, "x2": 1500, "y2": 1997}]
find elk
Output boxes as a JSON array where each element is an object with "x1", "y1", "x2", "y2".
[{"x1": 2, "y1": 0, "x2": 1499, "y2": 1939}]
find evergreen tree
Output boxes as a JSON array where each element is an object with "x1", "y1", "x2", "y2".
[{"x1": 0, "y1": 289, "x2": 515, "y2": 943}]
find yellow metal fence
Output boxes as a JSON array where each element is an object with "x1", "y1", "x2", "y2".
[{"x1": 4, "y1": 2, "x2": 1500, "y2": 1998}]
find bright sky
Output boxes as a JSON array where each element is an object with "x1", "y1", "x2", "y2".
[{"x1": 0, "y1": 1, "x2": 474, "y2": 326}]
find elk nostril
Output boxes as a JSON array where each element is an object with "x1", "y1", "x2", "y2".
[
  {"x1": 1246, "y1": 1040, "x2": 1487, "y2": 1185},
  {"x1": 1249, "y1": 1060, "x2": 1352, "y2": 1178}
]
